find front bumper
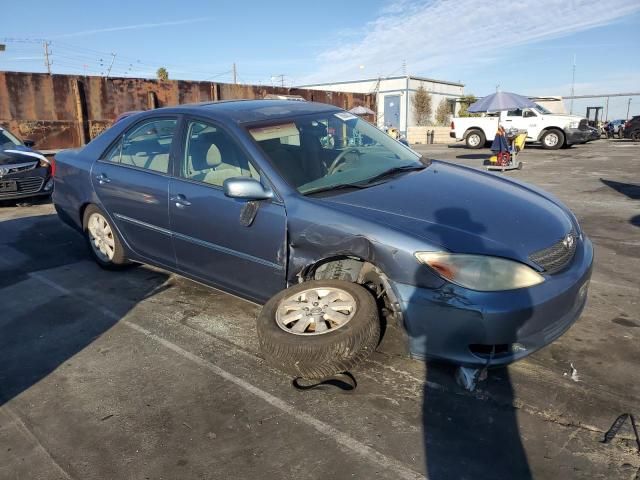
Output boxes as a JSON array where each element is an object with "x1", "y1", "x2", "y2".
[
  {"x1": 0, "y1": 167, "x2": 53, "y2": 201},
  {"x1": 563, "y1": 128, "x2": 591, "y2": 145},
  {"x1": 392, "y1": 236, "x2": 593, "y2": 367}
]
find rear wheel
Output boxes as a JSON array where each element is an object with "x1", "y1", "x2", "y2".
[
  {"x1": 83, "y1": 204, "x2": 128, "y2": 269},
  {"x1": 541, "y1": 129, "x2": 565, "y2": 150},
  {"x1": 465, "y1": 129, "x2": 485, "y2": 149},
  {"x1": 257, "y1": 280, "x2": 380, "y2": 379}
]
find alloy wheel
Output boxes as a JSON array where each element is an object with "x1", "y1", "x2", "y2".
[
  {"x1": 87, "y1": 212, "x2": 116, "y2": 262},
  {"x1": 468, "y1": 134, "x2": 481, "y2": 147},
  {"x1": 545, "y1": 133, "x2": 559, "y2": 147},
  {"x1": 275, "y1": 287, "x2": 357, "y2": 335}
]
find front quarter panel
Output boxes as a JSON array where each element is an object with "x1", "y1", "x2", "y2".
[{"x1": 285, "y1": 197, "x2": 445, "y2": 289}]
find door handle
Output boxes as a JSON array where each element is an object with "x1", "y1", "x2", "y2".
[
  {"x1": 96, "y1": 173, "x2": 111, "y2": 184},
  {"x1": 170, "y1": 194, "x2": 191, "y2": 208}
]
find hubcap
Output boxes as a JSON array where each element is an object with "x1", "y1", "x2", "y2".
[
  {"x1": 545, "y1": 133, "x2": 559, "y2": 146},
  {"x1": 275, "y1": 287, "x2": 357, "y2": 336},
  {"x1": 468, "y1": 134, "x2": 480, "y2": 146},
  {"x1": 87, "y1": 212, "x2": 115, "y2": 262}
]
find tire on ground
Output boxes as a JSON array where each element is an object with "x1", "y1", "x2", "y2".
[
  {"x1": 541, "y1": 129, "x2": 565, "y2": 150},
  {"x1": 83, "y1": 204, "x2": 129, "y2": 269},
  {"x1": 465, "y1": 129, "x2": 485, "y2": 149},
  {"x1": 257, "y1": 280, "x2": 380, "y2": 379}
]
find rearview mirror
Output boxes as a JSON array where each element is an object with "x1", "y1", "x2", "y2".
[
  {"x1": 223, "y1": 177, "x2": 273, "y2": 200},
  {"x1": 23, "y1": 139, "x2": 35, "y2": 147}
]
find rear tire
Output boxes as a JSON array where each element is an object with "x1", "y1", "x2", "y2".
[
  {"x1": 541, "y1": 129, "x2": 565, "y2": 150},
  {"x1": 83, "y1": 204, "x2": 129, "y2": 269},
  {"x1": 257, "y1": 280, "x2": 380, "y2": 379},
  {"x1": 465, "y1": 129, "x2": 485, "y2": 149}
]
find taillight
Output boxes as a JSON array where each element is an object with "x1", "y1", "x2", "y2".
[
  {"x1": 38, "y1": 156, "x2": 56, "y2": 176},
  {"x1": 450, "y1": 121, "x2": 455, "y2": 130}
]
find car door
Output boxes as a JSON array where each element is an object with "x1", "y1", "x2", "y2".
[
  {"x1": 91, "y1": 116, "x2": 178, "y2": 268},
  {"x1": 168, "y1": 118, "x2": 287, "y2": 302},
  {"x1": 502, "y1": 109, "x2": 540, "y2": 139}
]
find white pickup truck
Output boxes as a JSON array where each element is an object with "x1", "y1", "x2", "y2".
[{"x1": 450, "y1": 104, "x2": 591, "y2": 150}]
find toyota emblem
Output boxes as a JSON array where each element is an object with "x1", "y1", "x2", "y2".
[{"x1": 562, "y1": 233, "x2": 575, "y2": 249}]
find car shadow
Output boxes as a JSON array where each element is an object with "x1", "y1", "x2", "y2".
[
  {"x1": 599, "y1": 178, "x2": 640, "y2": 200},
  {"x1": 416, "y1": 208, "x2": 533, "y2": 479},
  {"x1": 0, "y1": 194, "x2": 53, "y2": 209},
  {"x1": 0, "y1": 213, "x2": 170, "y2": 407},
  {"x1": 456, "y1": 153, "x2": 492, "y2": 160}
]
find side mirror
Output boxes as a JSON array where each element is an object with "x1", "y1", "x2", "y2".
[
  {"x1": 223, "y1": 177, "x2": 273, "y2": 200},
  {"x1": 23, "y1": 139, "x2": 35, "y2": 147}
]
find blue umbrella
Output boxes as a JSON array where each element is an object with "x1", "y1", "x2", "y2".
[{"x1": 467, "y1": 91, "x2": 536, "y2": 113}]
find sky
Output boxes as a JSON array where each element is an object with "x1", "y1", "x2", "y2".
[{"x1": 2, "y1": 0, "x2": 639, "y2": 118}]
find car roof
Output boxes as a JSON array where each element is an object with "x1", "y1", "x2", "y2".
[{"x1": 148, "y1": 99, "x2": 341, "y2": 124}]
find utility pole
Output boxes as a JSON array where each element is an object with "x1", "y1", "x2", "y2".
[
  {"x1": 105, "y1": 53, "x2": 116, "y2": 79},
  {"x1": 627, "y1": 98, "x2": 632, "y2": 120},
  {"x1": 272, "y1": 74, "x2": 285, "y2": 88},
  {"x1": 232, "y1": 62, "x2": 237, "y2": 84},
  {"x1": 43, "y1": 41, "x2": 52, "y2": 74},
  {"x1": 569, "y1": 54, "x2": 576, "y2": 114}
]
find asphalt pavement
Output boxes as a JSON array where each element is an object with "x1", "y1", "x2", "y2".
[{"x1": 1, "y1": 138, "x2": 639, "y2": 479}]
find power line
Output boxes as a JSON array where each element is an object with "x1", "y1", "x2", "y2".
[{"x1": 271, "y1": 74, "x2": 286, "y2": 88}]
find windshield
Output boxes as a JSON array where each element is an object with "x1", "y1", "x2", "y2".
[
  {"x1": 0, "y1": 129, "x2": 22, "y2": 149},
  {"x1": 533, "y1": 104, "x2": 552, "y2": 115},
  {"x1": 249, "y1": 112, "x2": 422, "y2": 194}
]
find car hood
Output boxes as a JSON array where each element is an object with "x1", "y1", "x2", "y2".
[
  {"x1": 320, "y1": 161, "x2": 573, "y2": 263},
  {"x1": 541, "y1": 114, "x2": 584, "y2": 123},
  {"x1": 0, "y1": 146, "x2": 45, "y2": 165}
]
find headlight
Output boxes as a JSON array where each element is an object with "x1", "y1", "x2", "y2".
[
  {"x1": 415, "y1": 252, "x2": 544, "y2": 291},
  {"x1": 568, "y1": 121, "x2": 579, "y2": 129}
]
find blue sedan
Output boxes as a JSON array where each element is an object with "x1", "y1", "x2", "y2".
[{"x1": 53, "y1": 100, "x2": 592, "y2": 378}]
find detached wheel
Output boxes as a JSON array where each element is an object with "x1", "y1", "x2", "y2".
[
  {"x1": 465, "y1": 129, "x2": 485, "y2": 149},
  {"x1": 541, "y1": 129, "x2": 565, "y2": 150},
  {"x1": 83, "y1": 204, "x2": 128, "y2": 269},
  {"x1": 257, "y1": 280, "x2": 380, "y2": 379}
]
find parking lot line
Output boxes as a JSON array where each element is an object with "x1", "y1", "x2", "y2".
[
  {"x1": 25, "y1": 269, "x2": 426, "y2": 480},
  {"x1": 0, "y1": 407, "x2": 73, "y2": 480}
]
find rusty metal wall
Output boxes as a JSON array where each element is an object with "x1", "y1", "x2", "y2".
[{"x1": 0, "y1": 72, "x2": 376, "y2": 150}]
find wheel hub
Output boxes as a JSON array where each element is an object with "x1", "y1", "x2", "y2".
[{"x1": 275, "y1": 287, "x2": 357, "y2": 336}]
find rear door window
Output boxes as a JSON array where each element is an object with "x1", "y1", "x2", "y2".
[{"x1": 104, "y1": 118, "x2": 177, "y2": 174}]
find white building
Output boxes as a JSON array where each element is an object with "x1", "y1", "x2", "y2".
[{"x1": 298, "y1": 75, "x2": 465, "y2": 134}]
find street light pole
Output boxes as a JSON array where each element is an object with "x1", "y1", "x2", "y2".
[{"x1": 627, "y1": 98, "x2": 632, "y2": 120}]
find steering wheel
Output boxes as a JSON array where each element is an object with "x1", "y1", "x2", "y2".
[{"x1": 327, "y1": 148, "x2": 360, "y2": 175}]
